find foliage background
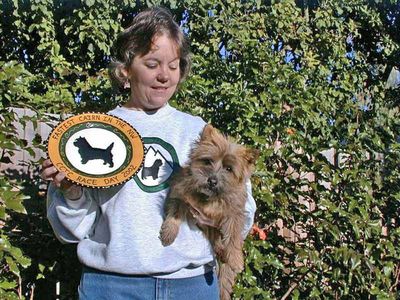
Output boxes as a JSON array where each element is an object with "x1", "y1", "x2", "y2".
[{"x1": 1, "y1": 0, "x2": 399, "y2": 299}]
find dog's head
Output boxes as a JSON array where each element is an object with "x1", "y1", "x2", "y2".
[
  {"x1": 73, "y1": 136, "x2": 87, "y2": 147},
  {"x1": 188, "y1": 125, "x2": 259, "y2": 198},
  {"x1": 154, "y1": 159, "x2": 163, "y2": 167}
]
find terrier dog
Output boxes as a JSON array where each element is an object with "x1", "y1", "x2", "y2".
[
  {"x1": 159, "y1": 125, "x2": 259, "y2": 300},
  {"x1": 73, "y1": 136, "x2": 114, "y2": 168},
  {"x1": 142, "y1": 159, "x2": 163, "y2": 180}
]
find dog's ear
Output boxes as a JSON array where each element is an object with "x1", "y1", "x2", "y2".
[
  {"x1": 244, "y1": 148, "x2": 260, "y2": 166},
  {"x1": 200, "y1": 124, "x2": 228, "y2": 146},
  {"x1": 200, "y1": 124, "x2": 217, "y2": 141}
]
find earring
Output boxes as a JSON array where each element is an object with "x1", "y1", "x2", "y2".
[{"x1": 124, "y1": 81, "x2": 130, "y2": 89}]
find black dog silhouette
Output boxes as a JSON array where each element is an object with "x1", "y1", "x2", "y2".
[
  {"x1": 73, "y1": 136, "x2": 114, "y2": 168},
  {"x1": 141, "y1": 159, "x2": 163, "y2": 180}
]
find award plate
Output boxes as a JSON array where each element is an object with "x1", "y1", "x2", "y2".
[{"x1": 47, "y1": 113, "x2": 145, "y2": 188}]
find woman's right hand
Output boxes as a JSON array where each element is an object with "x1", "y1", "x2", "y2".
[
  {"x1": 40, "y1": 159, "x2": 82, "y2": 200},
  {"x1": 40, "y1": 159, "x2": 70, "y2": 188}
]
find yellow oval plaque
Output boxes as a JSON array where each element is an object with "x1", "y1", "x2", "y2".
[{"x1": 47, "y1": 113, "x2": 145, "y2": 188}]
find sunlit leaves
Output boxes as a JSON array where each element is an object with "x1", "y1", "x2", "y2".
[{"x1": 1, "y1": 0, "x2": 399, "y2": 298}]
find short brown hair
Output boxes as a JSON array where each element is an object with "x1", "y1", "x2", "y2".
[{"x1": 109, "y1": 7, "x2": 191, "y2": 90}]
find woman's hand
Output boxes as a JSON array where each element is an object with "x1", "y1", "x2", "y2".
[
  {"x1": 40, "y1": 159, "x2": 82, "y2": 200},
  {"x1": 41, "y1": 159, "x2": 69, "y2": 188},
  {"x1": 189, "y1": 205, "x2": 219, "y2": 228}
]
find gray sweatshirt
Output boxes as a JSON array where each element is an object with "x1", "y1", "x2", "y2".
[{"x1": 47, "y1": 104, "x2": 256, "y2": 279}]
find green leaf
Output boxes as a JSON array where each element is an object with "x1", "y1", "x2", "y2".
[
  {"x1": 0, "y1": 281, "x2": 17, "y2": 290},
  {"x1": 5, "y1": 256, "x2": 20, "y2": 277},
  {"x1": 85, "y1": 0, "x2": 95, "y2": 7}
]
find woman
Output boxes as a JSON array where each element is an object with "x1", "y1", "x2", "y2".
[{"x1": 41, "y1": 7, "x2": 256, "y2": 299}]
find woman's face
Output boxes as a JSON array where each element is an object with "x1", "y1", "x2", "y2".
[{"x1": 123, "y1": 34, "x2": 181, "y2": 111}]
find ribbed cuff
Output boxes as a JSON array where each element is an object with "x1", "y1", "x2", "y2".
[{"x1": 64, "y1": 191, "x2": 87, "y2": 209}]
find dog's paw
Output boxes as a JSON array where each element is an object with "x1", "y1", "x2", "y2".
[{"x1": 159, "y1": 221, "x2": 179, "y2": 246}]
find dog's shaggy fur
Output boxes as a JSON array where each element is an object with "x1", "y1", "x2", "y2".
[{"x1": 159, "y1": 125, "x2": 259, "y2": 300}]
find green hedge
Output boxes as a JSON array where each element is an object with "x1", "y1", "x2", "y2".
[{"x1": 1, "y1": 0, "x2": 399, "y2": 299}]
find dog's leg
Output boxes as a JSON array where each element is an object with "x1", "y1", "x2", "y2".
[
  {"x1": 216, "y1": 217, "x2": 245, "y2": 300},
  {"x1": 103, "y1": 158, "x2": 114, "y2": 168},
  {"x1": 159, "y1": 198, "x2": 186, "y2": 246},
  {"x1": 218, "y1": 262, "x2": 236, "y2": 300},
  {"x1": 219, "y1": 217, "x2": 244, "y2": 273},
  {"x1": 220, "y1": 238, "x2": 243, "y2": 299}
]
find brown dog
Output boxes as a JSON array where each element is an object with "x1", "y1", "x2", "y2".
[{"x1": 159, "y1": 124, "x2": 259, "y2": 300}]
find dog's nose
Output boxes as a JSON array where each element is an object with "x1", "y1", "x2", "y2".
[{"x1": 207, "y1": 176, "x2": 218, "y2": 188}]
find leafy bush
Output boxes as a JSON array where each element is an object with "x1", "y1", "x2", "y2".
[{"x1": 1, "y1": 0, "x2": 399, "y2": 298}]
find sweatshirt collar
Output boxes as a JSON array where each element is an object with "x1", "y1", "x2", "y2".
[{"x1": 115, "y1": 103, "x2": 175, "y2": 120}]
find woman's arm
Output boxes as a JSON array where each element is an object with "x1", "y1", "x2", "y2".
[
  {"x1": 242, "y1": 180, "x2": 257, "y2": 239},
  {"x1": 41, "y1": 159, "x2": 100, "y2": 243},
  {"x1": 46, "y1": 183, "x2": 99, "y2": 243}
]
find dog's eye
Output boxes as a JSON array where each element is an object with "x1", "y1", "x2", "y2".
[
  {"x1": 225, "y1": 166, "x2": 233, "y2": 172},
  {"x1": 202, "y1": 158, "x2": 213, "y2": 165}
]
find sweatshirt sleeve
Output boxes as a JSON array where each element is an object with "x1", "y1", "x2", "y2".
[
  {"x1": 242, "y1": 180, "x2": 257, "y2": 239},
  {"x1": 46, "y1": 183, "x2": 99, "y2": 244}
]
